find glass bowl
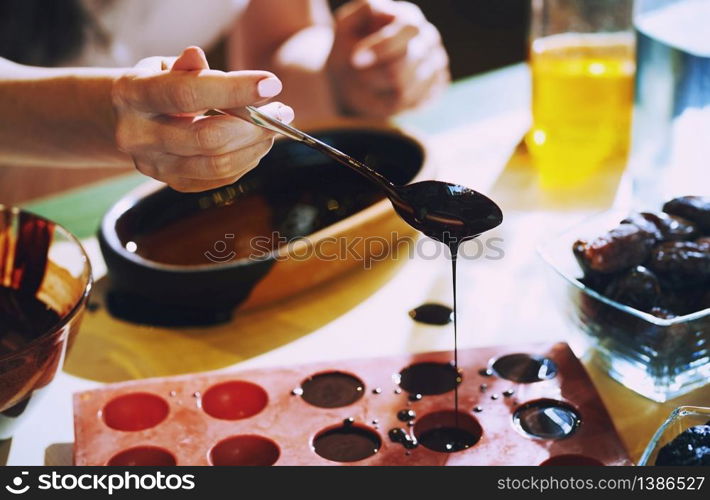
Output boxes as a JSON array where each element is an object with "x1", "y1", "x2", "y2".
[
  {"x1": 538, "y1": 210, "x2": 710, "y2": 403},
  {"x1": 0, "y1": 206, "x2": 92, "y2": 437},
  {"x1": 638, "y1": 405, "x2": 710, "y2": 466}
]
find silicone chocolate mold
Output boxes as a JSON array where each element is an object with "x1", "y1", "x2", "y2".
[{"x1": 73, "y1": 342, "x2": 632, "y2": 465}]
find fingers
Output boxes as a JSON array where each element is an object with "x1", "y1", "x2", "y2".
[
  {"x1": 352, "y1": 22, "x2": 419, "y2": 68},
  {"x1": 133, "y1": 139, "x2": 274, "y2": 192},
  {"x1": 115, "y1": 45, "x2": 296, "y2": 193},
  {"x1": 118, "y1": 102, "x2": 293, "y2": 156},
  {"x1": 115, "y1": 69, "x2": 284, "y2": 114},
  {"x1": 171, "y1": 46, "x2": 209, "y2": 71},
  {"x1": 168, "y1": 139, "x2": 275, "y2": 181}
]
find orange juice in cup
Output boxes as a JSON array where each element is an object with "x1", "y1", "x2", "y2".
[{"x1": 526, "y1": 0, "x2": 634, "y2": 187}]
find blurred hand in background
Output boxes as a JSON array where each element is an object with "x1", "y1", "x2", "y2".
[{"x1": 327, "y1": 0, "x2": 450, "y2": 117}]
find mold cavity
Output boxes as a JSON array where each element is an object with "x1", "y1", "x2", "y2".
[
  {"x1": 299, "y1": 371, "x2": 364, "y2": 408},
  {"x1": 413, "y1": 410, "x2": 482, "y2": 453},
  {"x1": 102, "y1": 392, "x2": 169, "y2": 431},
  {"x1": 202, "y1": 381, "x2": 268, "y2": 420},
  {"x1": 107, "y1": 446, "x2": 176, "y2": 466},
  {"x1": 513, "y1": 399, "x2": 581, "y2": 440},
  {"x1": 312, "y1": 424, "x2": 381, "y2": 462},
  {"x1": 398, "y1": 362, "x2": 460, "y2": 395},
  {"x1": 540, "y1": 454, "x2": 604, "y2": 466},
  {"x1": 209, "y1": 435, "x2": 280, "y2": 466},
  {"x1": 490, "y1": 353, "x2": 558, "y2": 383}
]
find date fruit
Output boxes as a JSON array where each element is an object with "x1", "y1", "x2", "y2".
[
  {"x1": 603, "y1": 266, "x2": 661, "y2": 312},
  {"x1": 647, "y1": 241, "x2": 710, "y2": 288},
  {"x1": 574, "y1": 224, "x2": 656, "y2": 274},
  {"x1": 663, "y1": 196, "x2": 710, "y2": 233}
]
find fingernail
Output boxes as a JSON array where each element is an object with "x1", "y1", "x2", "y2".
[
  {"x1": 352, "y1": 49, "x2": 375, "y2": 68},
  {"x1": 257, "y1": 77, "x2": 282, "y2": 98},
  {"x1": 275, "y1": 105, "x2": 295, "y2": 124}
]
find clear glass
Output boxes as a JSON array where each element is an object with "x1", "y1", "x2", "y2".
[
  {"x1": 538, "y1": 210, "x2": 710, "y2": 402},
  {"x1": 638, "y1": 405, "x2": 710, "y2": 465},
  {"x1": 0, "y1": 206, "x2": 92, "y2": 437},
  {"x1": 630, "y1": 0, "x2": 710, "y2": 208},
  {"x1": 527, "y1": 0, "x2": 635, "y2": 188}
]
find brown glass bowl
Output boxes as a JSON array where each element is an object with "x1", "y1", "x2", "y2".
[
  {"x1": 0, "y1": 206, "x2": 92, "y2": 437},
  {"x1": 99, "y1": 123, "x2": 433, "y2": 326}
]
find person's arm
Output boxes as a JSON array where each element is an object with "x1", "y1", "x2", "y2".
[
  {"x1": 228, "y1": 0, "x2": 336, "y2": 123},
  {"x1": 0, "y1": 58, "x2": 127, "y2": 167},
  {"x1": 0, "y1": 49, "x2": 294, "y2": 192}
]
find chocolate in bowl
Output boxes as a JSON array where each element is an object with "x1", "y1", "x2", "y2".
[
  {"x1": 99, "y1": 124, "x2": 432, "y2": 326},
  {"x1": 0, "y1": 207, "x2": 92, "y2": 437}
]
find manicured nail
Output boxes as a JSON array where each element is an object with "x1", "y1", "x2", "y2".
[
  {"x1": 257, "y1": 77, "x2": 282, "y2": 98},
  {"x1": 275, "y1": 104, "x2": 295, "y2": 124},
  {"x1": 352, "y1": 49, "x2": 375, "y2": 68}
]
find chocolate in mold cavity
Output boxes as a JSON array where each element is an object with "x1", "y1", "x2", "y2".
[
  {"x1": 490, "y1": 353, "x2": 558, "y2": 383},
  {"x1": 417, "y1": 427, "x2": 479, "y2": 453},
  {"x1": 312, "y1": 424, "x2": 381, "y2": 462},
  {"x1": 513, "y1": 399, "x2": 581, "y2": 440},
  {"x1": 408, "y1": 303, "x2": 453, "y2": 325},
  {"x1": 413, "y1": 410, "x2": 482, "y2": 453},
  {"x1": 210, "y1": 435, "x2": 280, "y2": 466},
  {"x1": 299, "y1": 372, "x2": 364, "y2": 408}
]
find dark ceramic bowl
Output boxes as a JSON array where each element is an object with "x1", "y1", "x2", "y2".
[{"x1": 99, "y1": 123, "x2": 433, "y2": 326}]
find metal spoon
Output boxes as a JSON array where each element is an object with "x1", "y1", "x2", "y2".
[{"x1": 234, "y1": 105, "x2": 503, "y2": 247}]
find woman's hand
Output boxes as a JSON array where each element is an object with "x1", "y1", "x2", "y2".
[
  {"x1": 327, "y1": 0, "x2": 450, "y2": 118},
  {"x1": 112, "y1": 47, "x2": 294, "y2": 192}
]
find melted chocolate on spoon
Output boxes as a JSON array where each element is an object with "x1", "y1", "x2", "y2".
[{"x1": 403, "y1": 186, "x2": 502, "y2": 426}]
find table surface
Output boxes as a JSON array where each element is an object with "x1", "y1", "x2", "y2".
[{"x1": 6, "y1": 63, "x2": 709, "y2": 466}]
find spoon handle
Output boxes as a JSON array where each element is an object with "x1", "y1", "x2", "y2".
[{"x1": 232, "y1": 106, "x2": 399, "y2": 196}]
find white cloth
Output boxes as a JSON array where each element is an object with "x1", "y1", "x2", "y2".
[{"x1": 68, "y1": 0, "x2": 249, "y2": 67}]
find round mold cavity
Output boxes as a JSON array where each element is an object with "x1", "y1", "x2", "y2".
[
  {"x1": 540, "y1": 454, "x2": 604, "y2": 466},
  {"x1": 513, "y1": 399, "x2": 581, "y2": 440},
  {"x1": 490, "y1": 353, "x2": 558, "y2": 383},
  {"x1": 102, "y1": 392, "x2": 169, "y2": 431},
  {"x1": 299, "y1": 371, "x2": 365, "y2": 408},
  {"x1": 107, "y1": 446, "x2": 176, "y2": 466},
  {"x1": 312, "y1": 424, "x2": 381, "y2": 463},
  {"x1": 413, "y1": 410, "x2": 482, "y2": 453},
  {"x1": 209, "y1": 435, "x2": 280, "y2": 466},
  {"x1": 202, "y1": 380, "x2": 268, "y2": 420},
  {"x1": 398, "y1": 362, "x2": 461, "y2": 395}
]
